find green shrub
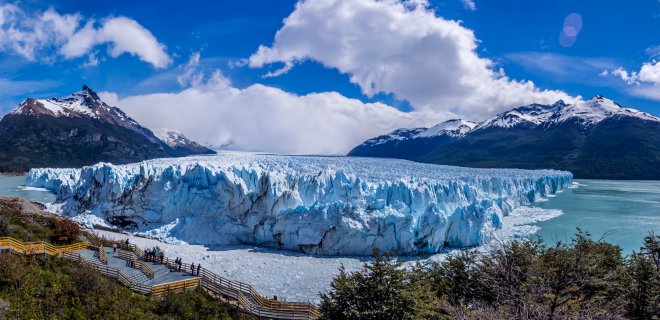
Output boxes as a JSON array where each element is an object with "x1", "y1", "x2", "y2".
[
  {"x1": 320, "y1": 251, "x2": 419, "y2": 320},
  {"x1": 321, "y1": 231, "x2": 660, "y2": 320}
]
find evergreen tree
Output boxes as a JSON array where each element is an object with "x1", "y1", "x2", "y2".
[{"x1": 320, "y1": 250, "x2": 417, "y2": 320}]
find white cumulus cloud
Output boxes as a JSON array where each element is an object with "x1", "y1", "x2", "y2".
[
  {"x1": 608, "y1": 52, "x2": 660, "y2": 101},
  {"x1": 100, "y1": 55, "x2": 441, "y2": 155},
  {"x1": 0, "y1": 4, "x2": 171, "y2": 68},
  {"x1": 248, "y1": 0, "x2": 573, "y2": 120}
]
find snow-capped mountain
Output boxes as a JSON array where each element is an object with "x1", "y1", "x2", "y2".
[
  {"x1": 349, "y1": 96, "x2": 660, "y2": 179},
  {"x1": 475, "y1": 96, "x2": 659, "y2": 130},
  {"x1": 360, "y1": 128, "x2": 427, "y2": 147},
  {"x1": 154, "y1": 129, "x2": 215, "y2": 155},
  {"x1": 415, "y1": 119, "x2": 477, "y2": 138},
  {"x1": 10, "y1": 85, "x2": 161, "y2": 143},
  {"x1": 0, "y1": 86, "x2": 214, "y2": 172},
  {"x1": 361, "y1": 119, "x2": 477, "y2": 148}
]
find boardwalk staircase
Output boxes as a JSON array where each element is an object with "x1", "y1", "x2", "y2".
[{"x1": 1, "y1": 235, "x2": 320, "y2": 319}]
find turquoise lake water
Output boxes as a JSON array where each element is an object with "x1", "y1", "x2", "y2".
[
  {"x1": 533, "y1": 179, "x2": 660, "y2": 254},
  {"x1": 0, "y1": 175, "x2": 55, "y2": 203},
  {"x1": 0, "y1": 175, "x2": 657, "y2": 254}
]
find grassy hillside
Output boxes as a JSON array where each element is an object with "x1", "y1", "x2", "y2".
[{"x1": 0, "y1": 197, "x2": 249, "y2": 320}]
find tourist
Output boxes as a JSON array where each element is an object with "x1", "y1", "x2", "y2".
[
  {"x1": 112, "y1": 243, "x2": 117, "y2": 253},
  {"x1": 190, "y1": 263, "x2": 195, "y2": 275},
  {"x1": 159, "y1": 251, "x2": 164, "y2": 264},
  {"x1": 197, "y1": 263, "x2": 201, "y2": 276}
]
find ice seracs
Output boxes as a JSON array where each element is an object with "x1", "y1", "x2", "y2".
[{"x1": 27, "y1": 153, "x2": 572, "y2": 256}]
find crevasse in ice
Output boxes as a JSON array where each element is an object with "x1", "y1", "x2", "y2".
[{"x1": 27, "y1": 153, "x2": 572, "y2": 255}]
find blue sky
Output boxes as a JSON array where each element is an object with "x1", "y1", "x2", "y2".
[{"x1": 0, "y1": 0, "x2": 658, "y2": 153}]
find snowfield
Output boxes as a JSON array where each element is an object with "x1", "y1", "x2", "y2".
[{"x1": 27, "y1": 153, "x2": 572, "y2": 255}]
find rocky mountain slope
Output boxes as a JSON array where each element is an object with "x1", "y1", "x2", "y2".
[
  {"x1": 0, "y1": 86, "x2": 214, "y2": 172},
  {"x1": 349, "y1": 96, "x2": 660, "y2": 179}
]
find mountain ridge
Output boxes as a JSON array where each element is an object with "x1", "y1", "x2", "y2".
[
  {"x1": 0, "y1": 86, "x2": 215, "y2": 173},
  {"x1": 348, "y1": 96, "x2": 660, "y2": 179}
]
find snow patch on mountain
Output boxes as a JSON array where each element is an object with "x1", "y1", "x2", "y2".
[
  {"x1": 27, "y1": 153, "x2": 572, "y2": 255},
  {"x1": 547, "y1": 96, "x2": 660, "y2": 126},
  {"x1": 475, "y1": 96, "x2": 660, "y2": 130},
  {"x1": 8, "y1": 85, "x2": 163, "y2": 144},
  {"x1": 154, "y1": 129, "x2": 203, "y2": 148},
  {"x1": 361, "y1": 127, "x2": 427, "y2": 146},
  {"x1": 415, "y1": 119, "x2": 477, "y2": 138}
]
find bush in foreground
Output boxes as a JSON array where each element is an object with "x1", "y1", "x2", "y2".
[
  {"x1": 0, "y1": 198, "x2": 251, "y2": 320},
  {"x1": 321, "y1": 231, "x2": 660, "y2": 320},
  {"x1": 0, "y1": 253, "x2": 248, "y2": 320}
]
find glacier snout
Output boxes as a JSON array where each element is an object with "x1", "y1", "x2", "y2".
[{"x1": 27, "y1": 154, "x2": 572, "y2": 255}]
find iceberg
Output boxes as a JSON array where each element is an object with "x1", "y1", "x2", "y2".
[{"x1": 27, "y1": 153, "x2": 572, "y2": 255}]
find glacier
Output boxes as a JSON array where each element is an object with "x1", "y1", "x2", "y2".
[{"x1": 26, "y1": 153, "x2": 572, "y2": 255}]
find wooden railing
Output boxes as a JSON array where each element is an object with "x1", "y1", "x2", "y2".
[
  {"x1": 96, "y1": 246, "x2": 108, "y2": 264},
  {"x1": 63, "y1": 252, "x2": 153, "y2": 295},
  {"x1": 117, "y1": 249, "x2": 155, "y2": 279},
  {"x1": 137, "y1": 259, "x2": 155, "y2": 279},
  {"x1": 0, "y1": 237, "x2": 87, "y2": 256},
  {"x1": 82, "y1": 233, "x2": 321, "y2": 319},
  {"x1": 199, "y1": 268, "x2": 320, "y2": 319},
  {"x1": 152, "y1": 278, "x2": 201, "y2": 295}
]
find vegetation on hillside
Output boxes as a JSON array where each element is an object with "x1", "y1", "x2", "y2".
[
  {"x1": 0, "y1": 198, "x2": 249, "y2": 320},
  {"x1": 320, "y1": 231, "x2": 660, "y2": 320}
]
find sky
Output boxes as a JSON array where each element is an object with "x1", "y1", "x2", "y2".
[{"x1": 0, "y1": 0, "x2": 658, "y2": 154}]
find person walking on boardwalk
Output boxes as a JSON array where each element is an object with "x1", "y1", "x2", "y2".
[
  {"x1": 190, "y1": 263, "x2": 195, "y2": 275},
  {"x1": 196, "y1": 263, "x2": 201, "y2": 277},
  {"x1": 112, "y1": 243, "x2": 117, "y2": 253},
  {"x1": 159, "y1": 251, "x2": 164, "y2": 264}
]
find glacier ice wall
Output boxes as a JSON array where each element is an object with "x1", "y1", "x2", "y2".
[{"x1": 27, "y1": 153, "x2": 572, "y2": 255}]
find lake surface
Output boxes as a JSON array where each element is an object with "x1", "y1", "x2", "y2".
[
  {"x1": 533, "y1": 179, "x2": 660, "y2": 254},
  {"x1": 0, "y1": 175, "x2": 55, "y2": 203}
]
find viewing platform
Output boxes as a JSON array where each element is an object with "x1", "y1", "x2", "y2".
[{"x1": 1, "y1": 235, "x2": 320, "y2": 319}]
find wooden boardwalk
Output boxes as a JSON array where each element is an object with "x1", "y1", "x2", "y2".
[{"x1": 0, "y1": 236, "x2": 320, "y2": 319}]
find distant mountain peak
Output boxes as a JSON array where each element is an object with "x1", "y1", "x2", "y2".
[
  {"x1": 154, "y1": 129, "x2": 216, "y2": 155},
  {"x1": 348, "y1": 96, "x2": 660, "y2": 179},
  {"x1": 474, "y1": 95, "x2": 659, "y2": 130},
  {"x1": 0, "y1": 86, "x2": 216, "y2": 172},
  {"x1": 361, "y1": 127, "x2": 427, "y2": 147},
  {"x1": 79, "y1": 84, "x2": 102, "y2": 101},
  {"x1": 415, "y1": 119, "x2": 477, "y2": 138}
]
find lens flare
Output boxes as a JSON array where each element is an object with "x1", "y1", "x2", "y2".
[{"x1": 559, "y1": 12, "x2": 582, "y2": 48}]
